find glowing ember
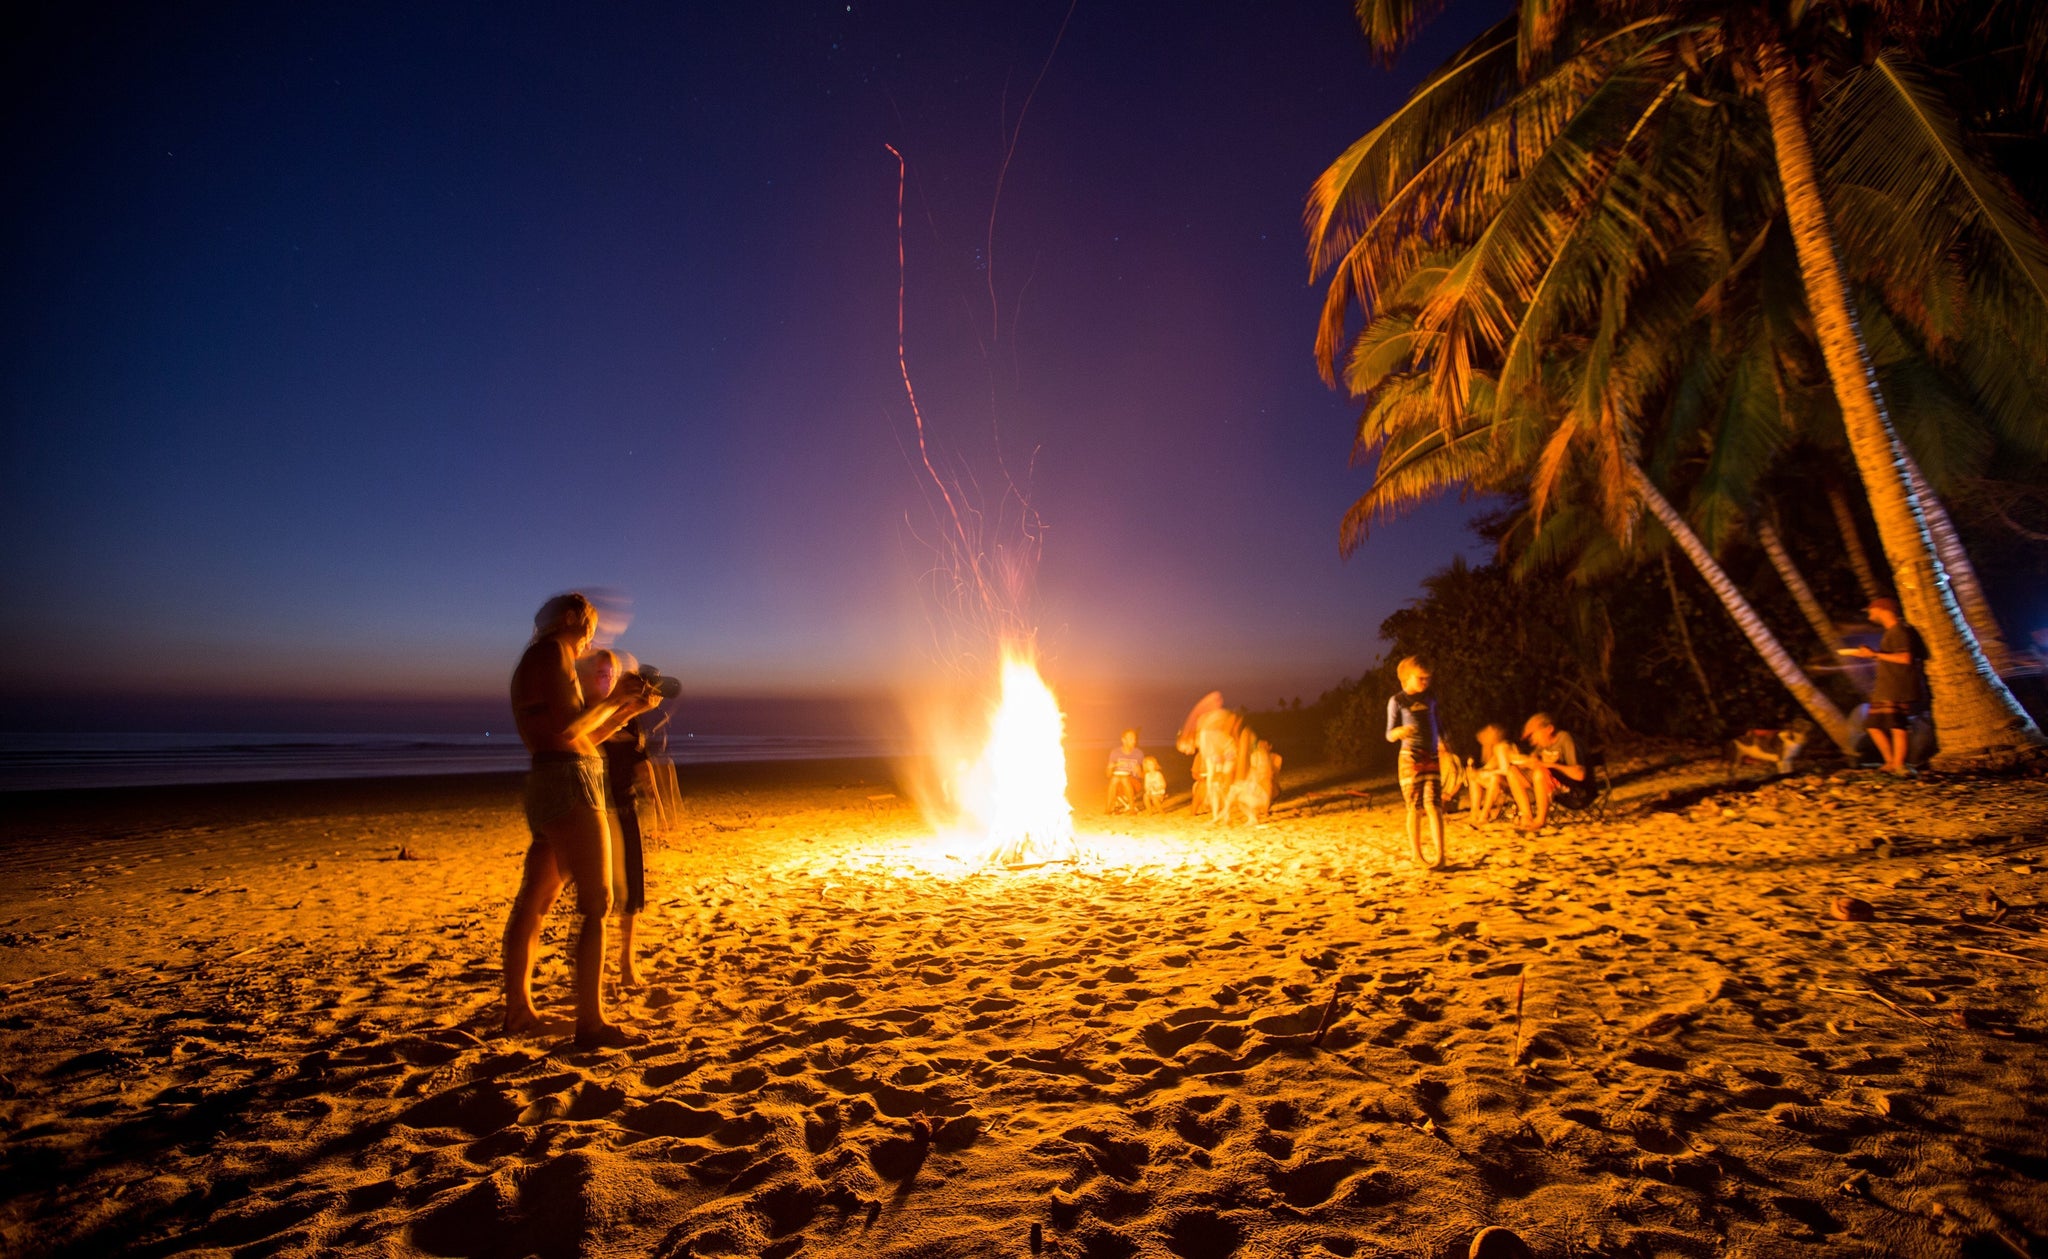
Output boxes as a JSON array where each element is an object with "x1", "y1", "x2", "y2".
[{"x1": 955, "y1": 647, "x2": 1075, "y2": 866}]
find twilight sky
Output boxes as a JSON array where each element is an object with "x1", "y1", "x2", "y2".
[{"x1": 2, "y1": 1, "x2": 1498, "y2": 732}]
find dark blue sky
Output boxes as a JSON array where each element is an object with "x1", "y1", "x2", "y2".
[{"x1": 2, "y1": 1, "x2": 1496, "y2": 730}]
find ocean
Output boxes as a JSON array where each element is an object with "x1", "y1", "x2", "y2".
[{"x1": 0, "y1": 731, "x2": 915, "y2": 793}]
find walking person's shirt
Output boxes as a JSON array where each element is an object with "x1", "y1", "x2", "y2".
[
  {"x1": 1873, "y1": 623, "x2": 1927, "y2": 710},
  {"x1": 1387, "y1": 691, "x2": 1440, "y2": 761}
]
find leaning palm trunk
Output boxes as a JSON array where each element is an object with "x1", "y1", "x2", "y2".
[
  {"x1": 1758, "y1": 43, "x2": 2041, "y2": 762},
  {"x1": 1631, "y1": 464, "x2": 1855, "y2": 753},
  {"x1": 1756, "y1": 514, "x2": 1841, "y2": 650},
  {"x1": 1827, "y1": 482, "x2": 1886, "y2": 604},
  {"x1": 1896, "y1": 448, "x2": 2015, "y2": 675}
]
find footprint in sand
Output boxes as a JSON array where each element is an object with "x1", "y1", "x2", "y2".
[
  {"x1": 399, "y1": 1081, "x2": 523, "y2": 1138},
  {"x1": 1161, "y1": 1208, "x2": 1244, "y2": 1259},
  {"x1": 699, "y1": 1065, "x2": 769, "y2": 1094},
  {"x1": 640, "y1": 1056, "x2": 707, "y2": 1088}
]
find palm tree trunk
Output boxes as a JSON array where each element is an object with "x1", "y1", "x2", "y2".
[
  {"x1": 1661, "y1": 549, "x2": 1722, "y2": 725},
  {"x1": 1896, "y1": 447, "x2": 2014, "y2": 675},
  {"x1": 1757, "y1": 42, "x2": 2041, "y2": 763},
  {"x1": 1631, "y1": 464, "x2": 1855, "y2": 753},
  {"x1": 1756, "y1": 513, "x2": 1841, "y2": 649},
  {"x1": 1827, "y1": 482, "x2": 1885, "y2": 604}
]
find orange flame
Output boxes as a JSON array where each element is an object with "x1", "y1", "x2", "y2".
[{"x1": 953, "y1": 646, "x2": 1075, "y2": 866}]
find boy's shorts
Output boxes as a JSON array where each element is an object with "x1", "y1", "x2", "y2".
[
  {"x1": 1866, "y1": 701, "x2": 1913, "y2": 733},
  {"x1": 1399, "y1": 753, "x2": 1441, "y2": 808}
]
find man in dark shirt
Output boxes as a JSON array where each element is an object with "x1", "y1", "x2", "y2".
[{"x1": 1843, "y1": 596, "x2": 1925, "y2": 776}]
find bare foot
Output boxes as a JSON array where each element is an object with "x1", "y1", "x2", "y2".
[
  {"x1": 619, "y1": 966, "x2": 643, "y2": 990},
  {"x1": 503, "y1": 1007, "x2": 544, "y2": 1036},
  {"x1": 575, "y1": 1021, "x2": 645, "y2": 1051}
]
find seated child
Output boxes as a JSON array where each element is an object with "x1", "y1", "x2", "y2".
[
  {"x1": 1465, "y1": 723, "x2": 1519, "y2": 824},
  {"x1": 1142, "y1": 756, "x2": 1167, "y2": 812},
  {"x1": 1106, "y1": 728, "x2": 1144, "y2": 813}
]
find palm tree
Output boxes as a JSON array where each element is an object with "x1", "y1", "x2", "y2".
[
  {"x1": 1756, "y1": 42, "x2": 2037, "y2": 757},
  {"x1": 1312, "y1": 0, "x2": 2046, "y2": 762},
  {"x1": 1333, "y1": 243, "x2": 1859, "y2": 751}
]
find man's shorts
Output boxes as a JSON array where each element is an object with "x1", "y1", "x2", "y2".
[
  {"x1": 1541, "y1": 765, "x2": 1595, "y2": 810},
  {"x1": 1399, "y1": 753, "x2": 1442, "y2": 809},
  {"x1": 1867, "y1": 701, "x2": 1913, "y2": 733},
  {"x1": 522, "y1": 755, "x2": 612, "y2": 917}
]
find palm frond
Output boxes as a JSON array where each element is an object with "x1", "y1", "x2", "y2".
[
  {"x1": 1352, "y1": 0, "x2": 1451, "y2": 61},
  {"x1": 1820, "y1": 53, "x2": 2048, "y2": 318},
  {"x1": 1306, "y1": 22, "x2": 1517, "y2": 280},
  {"x1": 1689, "y1": 336, "x2": 1790, "y2": 552},
  {"x1": 1310, "y1": 20, "x2": 1683, "y2": 383},
  {"x1": 1340, "y1": 411, "x2": 1506, "y2": 554}
]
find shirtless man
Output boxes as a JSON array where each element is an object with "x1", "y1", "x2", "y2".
[{"x1": 504, "y1": 592, "x2": 661, "y2": 1048}]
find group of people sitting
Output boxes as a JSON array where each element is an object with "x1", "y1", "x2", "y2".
[
  {"x1": 1104, "y1": 728, "x2": 1169, "y2": 813},
  {"x1": 1105, "y1": 708, "x2": 1283, "y2": 826},
  {"x1": 1387, "y1": 657, "x2": 1596, "y2": 862}
]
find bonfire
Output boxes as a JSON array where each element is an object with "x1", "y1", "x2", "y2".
[{"x1": 952, "y1": 646, "x2": 1076, "y2": 867}]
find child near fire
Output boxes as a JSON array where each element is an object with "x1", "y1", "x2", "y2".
[
  {"x1": 1386, "y1": 657, "x2": 1449, "y2": 865},
  {"x1": 1142, "y1": 756, "x2": 1167, "y2": 812}
]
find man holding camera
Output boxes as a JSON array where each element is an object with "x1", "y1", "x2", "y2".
[{"x1": 504, "y1": 592, "x2": 662, "y2": 1049}]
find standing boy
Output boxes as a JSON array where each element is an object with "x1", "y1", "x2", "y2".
[{"x1": 1386, "y1": 658, "x2": 1449, "y2": 866}]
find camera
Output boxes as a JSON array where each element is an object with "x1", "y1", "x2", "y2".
[{"x1": 634, "y1": 665, "x2": 682, "y2": 701}]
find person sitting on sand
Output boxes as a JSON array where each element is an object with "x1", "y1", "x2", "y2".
[
  {"x1": 505, "y1": 593, "x2": 661, "y2": 1049},
  {"x1": 575, "y1": 650, "x2": 656, "y2": 990},
  {"x1": 1503, "y1": 712, "x2": 1589, "y2": 831},
  {"x1": 1106, "y1": 728, "x2": 1144, "y2": 813},
  {"x1": 1386, "y1": 657, "x2": 1450, "y2": 862},
  {"x1": 1142, "y1": 755, "x2": 1168, "y2": 813},
  {"x1": 1464, "y1": 723, "x2": 1520, "y2": 825}
]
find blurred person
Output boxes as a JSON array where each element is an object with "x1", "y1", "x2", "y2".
[
  {"x1": 1464, "y1": 723, "x2": 1519, "y2": 825},
  {"x1": 1142, "y1": 755, "x2": 1168, "y2": 813},
  {"x1": 1223, "y1": 738, "x2": 1282, "y2": 824},
  {"x1": 1839, "y1": 597, "x2": 1927, "y2": 776},
  {"x1": 576, "y1": 650, "x2": 661, "y2": 989},
  {"x1": 504, "y1": 593, "x2": 661, "y2": 1048},
  {"x1": 1177, "y1": 693, "x2": 1252, "y2": 823},
  {"x1": 1105, "y1": 728, "x2": 1144, "y2": 813}
]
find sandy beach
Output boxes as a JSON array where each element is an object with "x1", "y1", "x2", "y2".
[{"x1": 3, "y1": 752, "x2": 2046, "y2": 1258}]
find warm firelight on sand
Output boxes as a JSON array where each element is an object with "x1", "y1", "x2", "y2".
[{"x1": 952, "y1": 647, "x2": 1077, "y2": 867}]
